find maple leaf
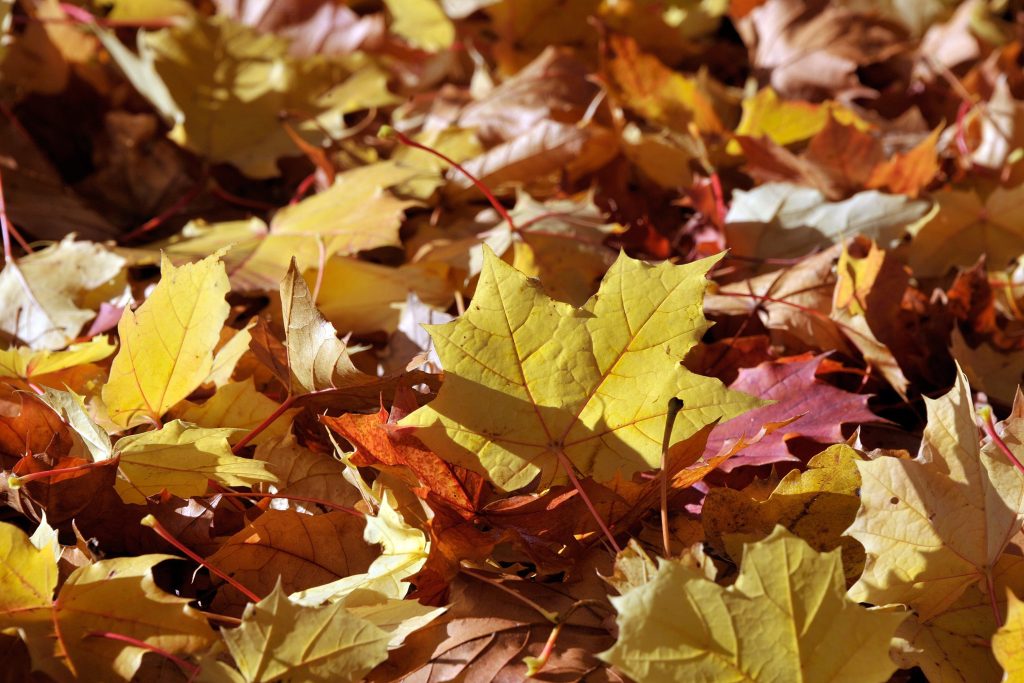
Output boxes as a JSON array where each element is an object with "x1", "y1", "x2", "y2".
[
  {"x1": 729, "y1": 87, "x2": 870, "y2": 153},
  {"x1": 908, "y1": 184, "x2": 1024, "y2": 277},
  {"x1": 705, "y1": 245, "x2": 852, "y2": 353},
  {"x1": 372, "y1": 568, "x2": 616, "y2": 682},
  {"x1": 103, "y1": 253, "x2": 230, "y2": 428},
  {"x1": 173, "y1": 378, "x2": 297, "y2": 446},
  {"x1": 324, "y1": 408, "x2": 481, "y2": 516},
  {"x1": 256, "y1": 162, "x2": 419, "y2": 279},
  {"x1": 383, "y1": 0, "x2": 454, "y2": 51},
  {"x1": 601, "y1": 33, "x2": 727, "y2": 134},
  {"x1": 0, "y1": 522, "x2": 215, "y2": 682},
  {"x1": 724, "y1": 182, "x2": 930, "y2": 259},
  {"x1": 111, "y1": 420, "x2": 276, "y2": 503},
  {"x1": 215, "y1": 581, "x2": 391, "y2": 683},
  {"x1": 0, "y1": 336, "x2": 115, "y2": 384},
  {"x1": 847, "y1": 366, "x2": 1024, "y2": 621},
  {"x1": 0, "y1": 236, "x2": 125, "y2": 351},
  {"x1": 705, "y1": 354, "x2": 883, "y2": 471},
  {"x1": 98, "y1": 15, "x2": 394, "y2": 178},
  {"x1": 290, "y1": 496, "x2": 430, "y2": 603},
  {"x1": 890, "y1": 553, "x2": 1024, "y2": 682},
  {"x1": 401, "y1": 247, "x2": 762, "y2": 491},
  {"x1": 253, "y1": 434, "x2": 362, "y2": 514},
  {"x1": 741, "y1": 1, "x2": 906, "y2": 100},
  {"x1": 599, "y1": 526, "x2": 906, "y2": 682},
  {"x1": 0, "y1": 391, "x2": 79, "y2": 469},
  {"x1": 703, "y1": 443, "x2": 866, "y2": 579},
  {"x1": 994, "y1": 590, "x2": 1024, "y2": 681},
  {"x1": 278, "y1": 259, "x2": 393, "y2": 397},
  {"x1": 206, "y1": 510, "x2": 376, "y2": 612}
]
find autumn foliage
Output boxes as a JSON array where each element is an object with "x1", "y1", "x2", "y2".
[{"x1": 3, "y1": 0, "x2": 1024, "y2": 681}]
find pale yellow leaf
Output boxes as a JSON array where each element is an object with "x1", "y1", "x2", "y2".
[
  {"x1": 103, "y1": 253, "x2": 230, "y2": 428},
  {"x1": 221, "y1": 582, "x2": 389, "y2": 683},
  {"x1": 600, "y1": 527, "x2": 905, "y2": 682},
  {"x1": 847, "y1": 366, "x2": 1024, "y2": 621}
]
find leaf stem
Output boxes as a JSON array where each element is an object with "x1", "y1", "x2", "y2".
[
  {"x1": 141, "y1": 514, "x2": 263, "y2": 604},
  {"x1": 7, "y1": 458, "x2": 116, "y2": 488},
  {"x1": 230, "y1": 395, "x2": 298, "y2": 454},
  {"x1": 980, "y1": 406, "x2": 1024, "y2": 477},
  {"x1": 460, "y1": 567, "x2": 559, "y2": 623},
  {"x1": 0, "y1": 166, "x2": 33, "y2": 262},
  {"x1": 660, "y1": 398, "x2": 684, "y2": 558},
  {"x1": 524, "y1": 599, "x2": 612, "y2": 676},
  {"x1": 381, "y1": 126, "x2": 518, "y2": 233},
  {"x1": 120, "y1": 177, "x2": 207, "y2": 244},
  {"x1": 525, "y1": 621, "x2": 564, "y2": 676},
  {"x1": 553, "y1": 447, "x2": 621, "y2": 553}
]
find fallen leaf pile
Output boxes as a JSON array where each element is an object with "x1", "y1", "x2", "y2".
[{"x1": 3, "y1": 0, "x2": 1024, "y2": 681}]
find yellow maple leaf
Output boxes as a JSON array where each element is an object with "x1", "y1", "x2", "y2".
[
  {"x1": 703, "y1": 443, "x2": 866, "y2": 580},
  {"x1": 263, "y1": 163, "x2": 419, "y2": 274},
  {"x1": 994, "y1": 590, "x2": 1024, "y2": 682},
  {"x1": 0, "y1": 520, "x2": 56, "y2": 618},
  {"x1": 847, "y1": 366, "x2": 1024, "y2": 621},
  {"x1": 0, "y1": 522, "x2": 214, "y2": 682},
  {"x1": 890, "y1": 553, "x2": 1024, "y2": 682},
  {"x1": 383, "y1": 0, "x2": 454, "y2": 51},
  {"x1": 602, "y1": 34, "x2": 726, "y2": 134},
  {"x1": 401, "y1": 248, "x2": 762, "y2": 491},
  {"x1": 217, "y1": 581, "x2": 390, "y2": 683},
  {"x1": 103, "y1": 253, "x2": 230, "y2": 428},
  {"x1": 0, "y1": 336, "x2": 115, "y2": 382},
  {"x1": 111, "y1": 420, "x2": 276, "y2": 504},
  {"x1": 98, "y1": 16, "x2": 395, "y2": 178},
  {"x1": 730, "y1": 87, "x2": 871, "y2": 154},
  {"x1": 599, "y1": 526, "x2": 905, "y2": 682}
]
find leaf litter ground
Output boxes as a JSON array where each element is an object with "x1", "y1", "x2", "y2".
[{"x1": 2, "y1": 1, "x2": 1024, "y2": 681}]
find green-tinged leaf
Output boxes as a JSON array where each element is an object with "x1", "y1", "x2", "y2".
[
  {"x1": 725, "y1": 183, "x2": 931, "y2": 259},
  {"x1": 221, "y1": 582, "x2": 390, "y2": 683},
  {"x1": 39, "y1": 387, "x2": 113, "y2": 461},
  {"x1": 600, "y1": 527, "x2": 905, "y2": 682},
  {"x1": 113, "y1": 420, "x2": 275, "y2": 503}
]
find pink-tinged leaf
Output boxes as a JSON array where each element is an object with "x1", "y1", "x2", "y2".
[{"x1": 706, "y1": 354, "x2": 883, "y2": 471}]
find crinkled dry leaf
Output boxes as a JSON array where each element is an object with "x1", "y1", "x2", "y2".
[{"x1": 847, "y1": 366, "x2": 1024, "y2": 621}]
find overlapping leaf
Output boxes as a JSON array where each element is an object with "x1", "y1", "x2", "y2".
[
  {"x1": 600, "y1": 527, "x2": 905, "y2": 682},
  {"x1": 402, "y1": 247, "x2": 762, "y2": 490}
]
